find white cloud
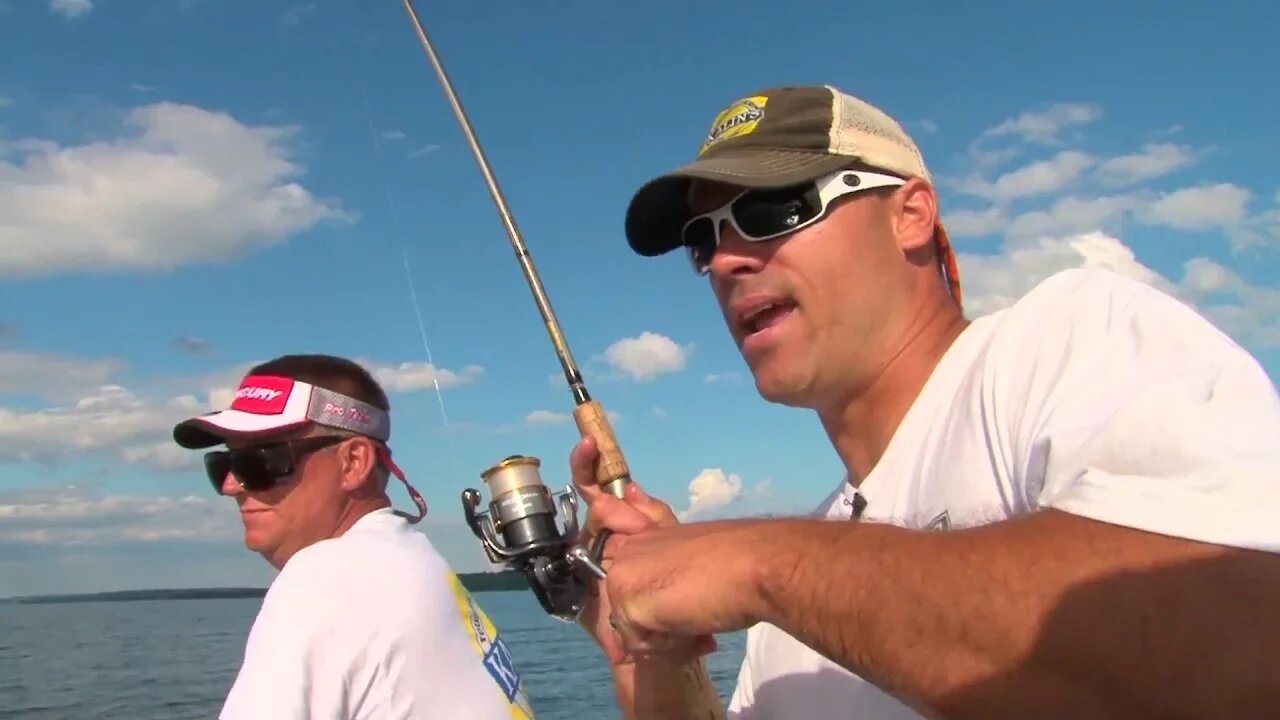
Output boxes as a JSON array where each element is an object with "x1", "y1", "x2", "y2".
[
  {"x1": 704, "y1": 372, "x2": 742, "y2": 384},
  {"x1": 954, "y1": 183, "x2": 1262, "y2": 245},
  {"x1": 958, "y1": 150, "x2": 1095, "y2": 203},
  {"x1": 524, "y1": 409, "x2": 569, "y2": 427},
  {"x1": 957, "y1": 231, "x2": 1171, "y2": 319},
  {"x1": 1138, "y1": 183, "x2": 1252, "y2": 230},
  {"x1": 121, "y1": 441, "x2": 199, "y2": 470},
  {"x1": 0, "y1": 97, "x2": 14, "y2": 109},
  {"x1": 369, "y1": 361, "x2": 483, "y2": 392},
  {"x1": 980, "y1": 103, "x2": 1102, "y2": 145},
  {"x1": 678, "y1": 468, "x2": 743, "y2": 521},
  {"x1": 49, "y1": 0, "x2": 92, "y2": 19},
  {"x1": 0, "y1": 102, "x2": 353, "y2": 278},
  {"x1": 603, "y1": 331, "x2": 691, "y2": 382},
  {"x1": 0, "y1": 350, "x2": 126, "y2": 400},
  {"x1": 0, "y1": 385, "x2": 203, "y2": 467},
  {"x1": 944, "y1": 206, "x2": 1010, "y2": 238},
  {"x1": 677, "y1": 468, "x2": 771, "y2": 521},
  {"x1": 1093, "y1": 143, "x2": 1197, "y2": 187},
  {"x1": 1005, "y1": 194, "x2": 1139, "y2": 240},
  {"x1": 0, "y1": 353, "x2": 485, "y2": 468},
  {"x1": 958, "y1": 230, "x2": 1279, "y2": 348},
  {"x1": 1177, "y1": 258, "x2": 1280, "y2": 347},
  {"x1": 381, "y1": 129, "x2": 407, "y2": 141},
  {"x1": 940, "y1": 98, "x2": 1274, "y2": 265},
  {"x1": 0, "y1": 485, "x2": 238, "y2": 545},
  {"x1": 280, "y1": 2, "x2": 315, "y2": 25}
]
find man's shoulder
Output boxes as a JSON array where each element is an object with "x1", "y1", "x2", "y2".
[
  {"x1": 274, "y1": 513, "x2": 454, "y2": 605},
  {"x1": 1002, "y1": 267, "x2": 1175, "y2": 325},
  {"x1": 978, "y1": 267, "x2": 1233, "y2": 374}
]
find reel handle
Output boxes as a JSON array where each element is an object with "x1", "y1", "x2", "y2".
[{"x1": 573, "y1": 399, "x2": 631, "y2": 498}]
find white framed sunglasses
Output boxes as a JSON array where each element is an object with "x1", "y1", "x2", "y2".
[{"x1": 681, "y1": 168, "x2": 907, "y2": 275}]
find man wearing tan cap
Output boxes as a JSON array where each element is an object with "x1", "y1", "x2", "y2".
[{"x1": 568, "y1": 86, "x2": 1280, "y2": 718}]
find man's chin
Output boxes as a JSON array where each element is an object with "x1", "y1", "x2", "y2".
[
  {"x1": 749, "y1": 368, "x2": 814, "y2": 408},
  {"x1": 241, "y1": 529, "x2": 275, "y2": 556}
]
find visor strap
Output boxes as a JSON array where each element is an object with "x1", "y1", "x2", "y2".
[{"x1": 376, "y1": 446, "x2": 427, "y2": 524}]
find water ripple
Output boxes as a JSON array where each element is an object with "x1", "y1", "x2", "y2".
[{"x1": 0, "y1": 593, "x2": 745, "y2": 719}]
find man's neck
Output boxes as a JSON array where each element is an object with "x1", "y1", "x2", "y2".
[
  {"x1": 819, "y1": 303, "x2": 969, "y2": 485},
  {"x1": 267, "y1": 497, "x2": 391, "y2": 571},
  {"x1": 332, "y1": 496, "x2": 392, "y2": 537}
]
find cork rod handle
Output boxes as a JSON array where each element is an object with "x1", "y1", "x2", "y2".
[
  {"x1": 572, "y1": 400, "x2": 631, "y2": 491},
  {"x1": 571, "y1": 400, "x2": 726, "y2": 719}
]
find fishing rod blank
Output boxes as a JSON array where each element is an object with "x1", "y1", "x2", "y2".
[
  {"x1": 398, "y1": 7, "x2": 728, "y2": 716},
  {"x1": 400, "y1": 0, "x2": 630, "y2": 500}
]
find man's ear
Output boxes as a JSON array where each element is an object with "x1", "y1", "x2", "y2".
[
  {"x1": 892, "y1": 178, "x2": 938, "y2": 253},
  {"x1": 338, "y1": 437, "x2": 379, "y2": 492}
]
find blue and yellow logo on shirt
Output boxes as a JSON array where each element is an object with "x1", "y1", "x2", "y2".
[{"x1": 447, "y1": 572, "x2": 536, "y2": 719}]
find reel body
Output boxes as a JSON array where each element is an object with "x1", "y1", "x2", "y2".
[{"x1": 461, "y1": 455, "x2": 606, "y2": 622}]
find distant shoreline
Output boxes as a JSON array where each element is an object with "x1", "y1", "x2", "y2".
[{"x1": 2, "y1": 569, "x2": 529, "y2": 604}]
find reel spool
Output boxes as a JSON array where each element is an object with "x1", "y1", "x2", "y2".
[{"x1": 461, "y1": 455, "x2": 608, "y2": 622}]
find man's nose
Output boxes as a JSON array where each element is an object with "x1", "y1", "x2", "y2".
[
  {"x1": 220, "y1": 471, "x2": 243, "y2": 496},
  {"x1": 707, "y1": 222, "x2": 767, "y2": 278}
]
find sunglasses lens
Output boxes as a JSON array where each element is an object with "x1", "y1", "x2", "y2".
[
  {"x1": 202, "y1": 445, "x2": 294, "y2": 493},
  {"x1": 204, "y1": 452, "x2": 231, "y2": 494},
  {"x1": 682, "y1": 216, "x2": 718, "y2": 272},
  {"x1": 732, "y1": 185, "x2": 821, "y2": 238},
  {"x1": 230, "y1": 449, "x2": 283, "y2": 492}
]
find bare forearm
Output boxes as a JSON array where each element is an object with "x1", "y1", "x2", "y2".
[
  {"x1": 612, "y1": 657, "x2": 725, "y2": 720},
  {"x1": 756, "y1": 510, "x2": 1280, "y2": 719}
]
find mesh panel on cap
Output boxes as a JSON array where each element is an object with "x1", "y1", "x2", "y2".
[{"x1": 825, "y1": 85, "x2": 931, "y2": 182}]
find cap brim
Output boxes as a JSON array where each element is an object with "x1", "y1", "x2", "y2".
[
  {"x1": 172, "y1": 411, "x2": 309, "y2": 449},
  {"x1": 624, "y1": 149, "x2": 854, "y2": 257}
]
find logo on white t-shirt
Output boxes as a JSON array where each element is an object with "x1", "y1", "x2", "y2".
[
  {"x1": 447, "y1": 572, "x2": 536, "y2": 719},
  {"x1": 924, "y1": 510, "x2": 951, "y2": 531}
]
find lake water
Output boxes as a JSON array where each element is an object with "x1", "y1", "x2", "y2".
[{"x1": 0, "y1": 591, "x2": 747, "y2": 718}]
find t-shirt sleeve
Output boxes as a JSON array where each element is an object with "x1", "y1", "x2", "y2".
[
  {"x1": 223, "y1": 538, "x2": 535, "y2": 720},
  {"x1": 350, "y1": 568, "x2": 536, "y2": 720},
  {"x1": 1008, "y1": 270, "x2": 1280, "y2": 552},
  {"x1": 218, "y1": 569, "x2": 352, "y2": 719},
  {"x1": 725, "y1": 643, "x2": 757, "y2": 719}
]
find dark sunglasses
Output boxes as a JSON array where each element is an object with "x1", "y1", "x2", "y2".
[
  {"x1": 203, "y1": 435, "x2": 348, "y2": 494},
  {"x1": 681, "y1": 169, "x2": 906, "y2": 275}
]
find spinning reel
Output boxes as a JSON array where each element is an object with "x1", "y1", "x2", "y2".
[{"x1": 461, "y1": 455, "x2": 610, "y2": 622}]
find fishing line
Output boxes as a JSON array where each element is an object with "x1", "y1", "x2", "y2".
[
  {"x1": 350, "y1": 18, "x2": 450, "y2": 430},
  {"x1": 354, "y1": 7, "x2": 452, "y2": 444},
  {"x1": 360, "y1": 113, "x2": 455, "y2": 438}
]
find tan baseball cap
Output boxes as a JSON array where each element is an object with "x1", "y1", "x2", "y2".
[{"x1": 623, "y1": 84, "x2": 960, "y2": 305}]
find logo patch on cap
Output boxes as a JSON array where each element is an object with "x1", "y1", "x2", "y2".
[
  {"x1": 700, "y1": 95, "x2": 768, "y2": 155},
  {"x1": 230, "y1": 375, "x2": 294, "y2": 416}
]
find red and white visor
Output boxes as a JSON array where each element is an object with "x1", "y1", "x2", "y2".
[
  {"x1": 173, "y1": 374, "x2": 392, "y2": 449},
  {"x1": 173, "y1": 374, "x2": 428, "y2": 524}
]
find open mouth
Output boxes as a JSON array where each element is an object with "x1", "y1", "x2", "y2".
[{"x1": 740, "y1": 299, "x2": 798, "y2": 337}]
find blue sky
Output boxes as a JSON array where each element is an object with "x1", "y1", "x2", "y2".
[{"x1": 1, "y1": 0, "x2": 1277, "y2": 596}]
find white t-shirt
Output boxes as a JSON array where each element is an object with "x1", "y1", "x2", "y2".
[
  {"x1": 726, "y1": 267, "x2": 1280, "y2": 719},
  {"x1": 220, "y1": 507, "x2": 536, "y2": 720}
]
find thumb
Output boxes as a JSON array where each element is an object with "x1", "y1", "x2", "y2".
[{"x1": 570, "y1": 436, "x2": 604, "y2": 504}]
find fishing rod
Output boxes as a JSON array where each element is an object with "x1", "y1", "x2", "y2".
[
  {"x1": 399, "y1": 0, "x2": 630, "y2": 500},
  {"x1": 399, "y1": 3, "x2": 725, "y2": 717}
]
